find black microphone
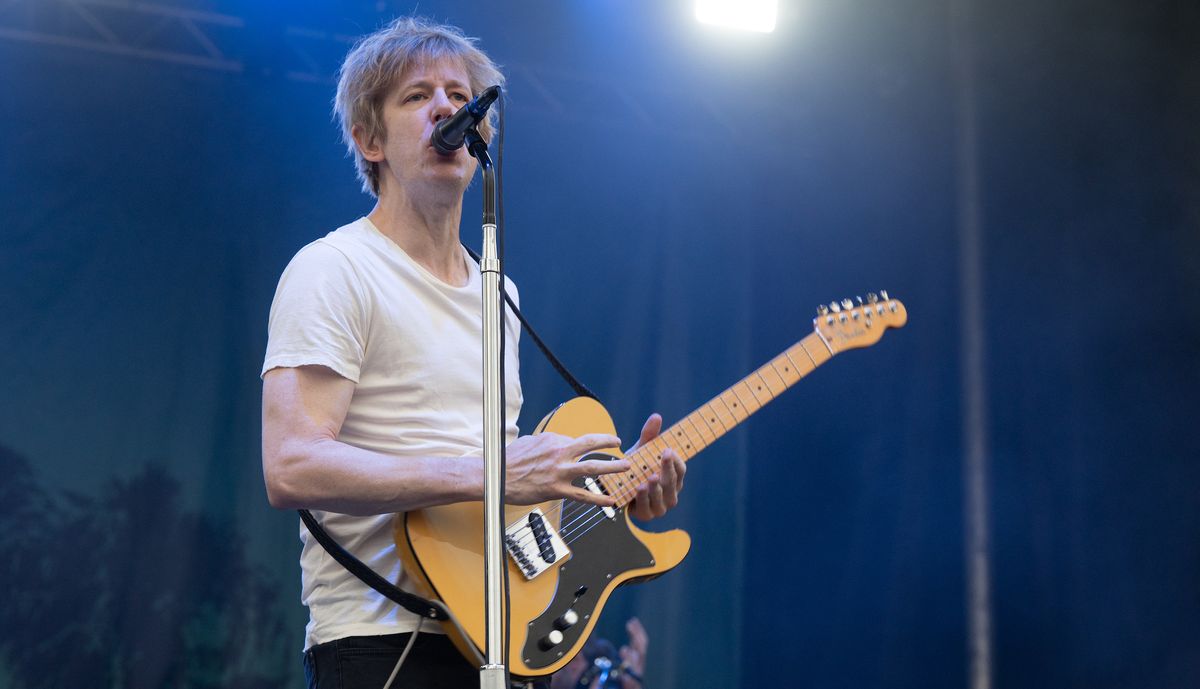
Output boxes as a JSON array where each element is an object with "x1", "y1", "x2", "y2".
[{"x1": 430, "y1": 85, "x2": 501, "y2": 155}]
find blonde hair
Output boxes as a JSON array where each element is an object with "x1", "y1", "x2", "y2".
[{"x1": 333, "y1": 17, "x2": 505, "y2": 197}]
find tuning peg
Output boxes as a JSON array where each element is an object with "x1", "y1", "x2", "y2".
[
  {"x1": 841, "y1": 298, "x2": 854, "y2": 310},
  {"x1": 817, "y1": 304, "x2": 830, "y2": 316},
  {"x1": 829, "y1": 301, "x2": 841, "y2": 313},
  {"x1": 856, "y1": 296, "x2": 864, "y2": 305},
  {"x1": 867, "y1": 292, "x2": 879, "y2": 303},
  {"x1": 880, "y1": 289, "x2": 889, "y2": 301}
]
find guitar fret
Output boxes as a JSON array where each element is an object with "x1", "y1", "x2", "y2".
[
  {"x1": 680, "y1": 419, "x2": 704, "y2": 448},
  {"x1": 748, "y1": 372, "x2": 775, "y2": 401},
  {"x1": 731, "y1": 381, "x2": 763, "y2": 412},
  {"x1": 615, "y1": 450, "x2": 649, "y2": 493},
  {"x1": 772, "y1": 353, "x2": 802, "y2": 385},
  {"x1": 701, "y1": 402, "x2": 731, "y2": 434},
  {"x1": 707, "y1": 398, "x2": 734, "y2": 429},
  {"x1": 792, "y1": 341, "x2": 818, "y2": 370},
  {"x1": 624, "y1": 468, "x2": 643, "y2": 499},
  {"x1": 659, "y1": 433, "x2": 686, "y2": 464},
  {"x1": 632, "y1": 445, "x2": 656, "y2": 478},
  {"x1": 648, "y1": 438, "x2": 669, "y2": 467},
  {"x1": 800, "y1": 336, "x2": 831, "y2": 367},
  {"x1": 670, "y1": 424, "x2": 699, "y2": 456},
  {"x1": 718, "y1": 391, "x2": 748, "y2": 422},
  {"x1": 600, "y1": 469, "x2": 631, "y2": 499},
  {"x1": 782, "y1": 350, "x2": 812, "y2": 379},
  {"x1": 759, "y1": 364, "x2": 788, "y2": 396},
  {"x1": 687, "y1": 412, "x2": 717, "y2": 444},
  {"x1": 684, "y1": 415, "x2": 714, "y2": 446}
]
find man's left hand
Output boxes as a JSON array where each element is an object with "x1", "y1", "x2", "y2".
[{"x1": 625, "y1": 413, "x2": 686, "y2": 520}]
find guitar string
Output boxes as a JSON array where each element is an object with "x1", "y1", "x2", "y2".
[
  {"x1": 509, "y1": 375, "x2": 771, "y2": 552},
  {"x1": 503, "y1": 449, "x2": 660, "y2": 553},
  {"x1": 558, "y1": 504, "x2": 621, "y2": 545},
  {"x1": 505, "y1": 497, "x2": 608, "y2": 554},
  {"x1": 504, "y1": 450, "x2": 667, "y2": 554},
  {"x1": 505, "y1": 489, "x2": 627, "y2": 555},
  {"x1": 512, "y1": 392, "x2": 774, "y2": 553},
  {"x1": 509, "y1": 494, "x2": 631, "y2": 555},
  {"x1": 504, "y1": 432, "x2": 716, "y2": 555},
  {"x1": 504, "y1": 324, "x2": 888, "y2": 557},
  {"x1": 507, "y1": 383, "x2": 749, "y2": 555},
  {"x1": 508, "y1": 375, "x2": 788, "y2": 552},
  {"x1": 505, "y1": 426, "x2": 724, "y2": 555}
]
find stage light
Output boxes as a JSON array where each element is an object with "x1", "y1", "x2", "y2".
[{"x1": 694, "y1": 0, "x2": 778, "y2": 33}]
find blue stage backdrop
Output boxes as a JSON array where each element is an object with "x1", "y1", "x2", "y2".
[{"x1": 1, "y1": 1, "x2": 1197, "y2": 688}]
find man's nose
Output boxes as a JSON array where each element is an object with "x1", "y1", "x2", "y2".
[{"x1": 431, "y1": 90, "x2": 456, "y2": 122}]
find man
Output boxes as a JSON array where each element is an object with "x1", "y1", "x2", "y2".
[{"x1": 260, "y1": 17, "x2": 685, "y2": 689}]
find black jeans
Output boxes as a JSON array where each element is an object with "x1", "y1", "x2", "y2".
[
  {"x1": 303, "y1": 634, "x2": 550, "y2": 689},
  {"x1": 304, "y1": 633, "x2": 477, "y2": 689}
]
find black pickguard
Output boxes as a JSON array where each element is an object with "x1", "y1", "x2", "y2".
[{"x1": 519, "y1": 453, "x2": 656, "y2": 670}]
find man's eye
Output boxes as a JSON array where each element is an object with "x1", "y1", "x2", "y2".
[
  {"x1": 405, "y1": 93, "x2": 426, "y2": 103},
  {"x1": 452, "y1": 93, "x2": 470, "y2": 102}
]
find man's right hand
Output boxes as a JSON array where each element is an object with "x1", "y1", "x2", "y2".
[{"x1": 503, "y1": 432, "x2": 630, "y2": 506}]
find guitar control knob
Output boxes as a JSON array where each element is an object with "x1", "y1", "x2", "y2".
[
  {"x1": 539, "y1": 630, "x2": 564, "y2": 651},
  {"x1": 554, "y1": 609, "x2": 579, "y2": 631}
]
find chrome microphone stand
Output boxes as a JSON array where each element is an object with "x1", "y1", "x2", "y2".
[{"x1": 464, "y1": 125, "x2": 510, "y2": 689}]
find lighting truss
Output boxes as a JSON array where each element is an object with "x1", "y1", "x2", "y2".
[
  {"x1": 0, "y1": 0, "x2": 243, "y2": 71},
  {"x1": 0, "y1": 0, "x2": 735, "y2": 139}
]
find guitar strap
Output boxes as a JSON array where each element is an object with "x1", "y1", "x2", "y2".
[
  {"x1": 462, "y1": 244, "x2": 597, "y2": 400},
  {"x1": 298, "y1": 245, "x2": 597, "y2": 623}
]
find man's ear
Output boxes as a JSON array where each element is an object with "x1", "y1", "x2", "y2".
[{"x1": 351, "y1": 124, "x2": 385, "y2": 163}]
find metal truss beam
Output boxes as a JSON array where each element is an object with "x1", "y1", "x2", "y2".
[
  {"x1": 0, "y1": 0, "x2": 243, "y2": 71},
  {"x1": 0, "y1": 0, "x2": 733, "y2": 139}
]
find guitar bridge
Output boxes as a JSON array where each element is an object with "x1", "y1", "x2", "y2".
[{"x1": 505, "y1": 508, "x2": 570, "y2": 580}]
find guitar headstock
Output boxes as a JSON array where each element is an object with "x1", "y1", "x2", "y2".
[{"x1": 814, "y1": 291, "x2": 907, "y2": 353}]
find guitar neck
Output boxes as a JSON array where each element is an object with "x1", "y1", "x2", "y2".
[{"x1": 609, "y1": 330, "x2": 834, "y2": 505}]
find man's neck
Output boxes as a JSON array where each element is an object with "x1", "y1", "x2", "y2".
[{"x1": 368, "y1": 185, "x2": 469, "y2": 287}]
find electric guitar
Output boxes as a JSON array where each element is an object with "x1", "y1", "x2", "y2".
[{"x1": 394, "y1": 292, "x2": 908, "y2": 678}]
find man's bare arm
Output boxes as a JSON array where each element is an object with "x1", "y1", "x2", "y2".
[{"x1": 261, "y1": 365, "x2": 630, "y2": 515}]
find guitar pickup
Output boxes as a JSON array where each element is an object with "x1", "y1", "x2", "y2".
[
  {"x1": 582, "y1": 477, "x2": 616, "y2": 519},
  {"x1": 504, "y1": 507, "x2": 570, "y2": 580}
]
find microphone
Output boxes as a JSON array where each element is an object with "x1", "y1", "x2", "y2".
[
  {"x1": 430, "y1": 84, "x2": 501, "y2": 155},
  {"x1": 576, "y1": 638, "x2": 619, "y2": 688}
]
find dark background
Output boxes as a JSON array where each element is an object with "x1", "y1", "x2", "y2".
[{"x1": 1, "y1": 0, "x2": 1197, "y2": 687}]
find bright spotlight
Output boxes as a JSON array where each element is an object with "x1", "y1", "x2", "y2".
[{"x1": 695, "y1": 0, "x2": 778, "y2": 33}]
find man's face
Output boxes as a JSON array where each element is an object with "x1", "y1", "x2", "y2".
[{"x1": 365, "y1": 58, "x2": 478, "y2": 198}]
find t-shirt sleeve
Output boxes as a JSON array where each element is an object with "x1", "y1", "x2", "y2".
[{"x1": 262, "y1": 241, "x2": 368, "y2": 382}]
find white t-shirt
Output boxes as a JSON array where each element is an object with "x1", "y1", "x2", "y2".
[{"x1": 262, "y1": 217, "x2": 523, "y2": 649}]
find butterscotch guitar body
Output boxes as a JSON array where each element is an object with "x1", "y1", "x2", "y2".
[{"x1": 394, "y1": 396, "x2": 692, "y2": 679}]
